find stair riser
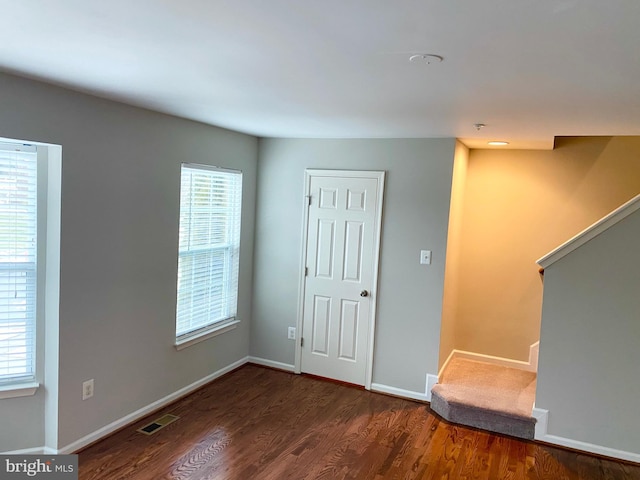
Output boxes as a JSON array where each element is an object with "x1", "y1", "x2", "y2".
[{"x1": 431, "y1": 391, "x2": 535, "y2": 440}]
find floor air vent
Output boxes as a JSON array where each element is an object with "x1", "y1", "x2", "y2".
[{"x1": 137, "y1": 414, "x2": 180, "y2": 435}]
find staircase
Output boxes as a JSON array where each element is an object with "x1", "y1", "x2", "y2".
[{"x1": 430, "y1": 357, "x2": 537, "y2": 440}]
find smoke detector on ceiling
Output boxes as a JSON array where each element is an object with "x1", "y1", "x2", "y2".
[{"x1": 409, "y1": 54, "x2": 444, "y2": 65}]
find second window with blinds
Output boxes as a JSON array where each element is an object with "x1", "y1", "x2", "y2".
[
  {"x1": 0, "y1": 143, "x2": 38, "y2": 389},
  {"x1": 175, "y1": 164, "x2": 242, "y2": 349}
]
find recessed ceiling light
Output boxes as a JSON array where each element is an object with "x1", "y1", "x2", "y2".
[
  {"x1": 488, "y1": 141, "x2": 509, "y2": 146},
  {"x1": 409, "y1": 54, "x2": 444, "y2": 65}
]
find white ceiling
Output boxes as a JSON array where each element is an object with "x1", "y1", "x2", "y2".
[{"x1": 1, "y1": 0, "x2": 640, "y2": 149}]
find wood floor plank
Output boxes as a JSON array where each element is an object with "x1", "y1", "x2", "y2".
[{"x1": 78, "y1": 365, "x2": 640, "y2": 480}]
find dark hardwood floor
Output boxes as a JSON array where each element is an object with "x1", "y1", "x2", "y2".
[{"x1": 78, "y1": 364, "x2": 640, "y2": 479}]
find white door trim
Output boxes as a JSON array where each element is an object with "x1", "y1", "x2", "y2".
[{"x1": 295, "y1": 169, "x2": 385, "y2": 390}]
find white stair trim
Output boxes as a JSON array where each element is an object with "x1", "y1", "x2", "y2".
[
  {"x1": 438, "y1": 349, "x2": 456, "y2": 379},
  {"x1": 426, "y1": 374, "x2": 439, "y2": 401},
  {"x1": 439, "y1": 344, "x2": 539, "y2": 376},
  {"x1": 537, "y1": 193, "x2": 640, "y2": 268}
]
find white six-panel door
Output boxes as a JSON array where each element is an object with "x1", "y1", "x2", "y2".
[{"x1": 299, "y1": 170, "x2": 384, "y2": 386}]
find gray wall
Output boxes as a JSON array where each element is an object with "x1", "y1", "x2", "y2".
[
  {"x1": 252, "y1": 138, "x2": 456, "y2": 393},
  {"x1": 536, "y1": 208, "x2": 640, "y2": 454},
  {"x1": 0, "y1": 72, "x2": 258, "y2": 451}
]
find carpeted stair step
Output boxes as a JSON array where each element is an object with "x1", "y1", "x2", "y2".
[
  {"x1": 431, "y1": 384, "x2": 536, "y2": 439},
  {"x1": 430, "y1": 358, "x2": 537, "y2": 440}
]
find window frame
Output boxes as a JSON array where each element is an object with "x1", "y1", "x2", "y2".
[
  {"x1": 174, "y1": 163, "x2": 242, "y2": 350},
  {"x1": 0, "y1": 142, "x2": 40, "y2": 396}
]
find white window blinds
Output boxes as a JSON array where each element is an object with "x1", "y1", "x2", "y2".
[
  {"x1": 176, "y1": 164, "x2": 242, "y2": 340},
  {"x1": 0, "y1": 143, "x2": 37, "y2": 386}
]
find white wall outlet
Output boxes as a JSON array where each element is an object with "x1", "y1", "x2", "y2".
[
  {"x1": 420, "y1": 250, "x2": 432, "y2": 265},
  {"x1": 287, "y1": 327, "x2": 296, "y2": 340},
  {"x1": 82, "y1": 379, "x2": 94, "y2": 400}
]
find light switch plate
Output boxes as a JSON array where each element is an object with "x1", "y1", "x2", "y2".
[{"x1": 420, "y1": 250, "x2": 432, "y2": 265}]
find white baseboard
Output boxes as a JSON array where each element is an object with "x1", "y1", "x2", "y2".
[
  {"x1": 371, "y1": 383, "x2": 429, "y2": 403},
  {"x1": 2, "y1": 446, "x2": 47, "y2": 455},
  {"x1": 441, "y1": 343, "x2": 539, "y2": 374},
  {"x1": 533, "y1": 407, "x2": 640, "y2": 463},
  {"x1": 540, "y1": 435, "x2": 640, "y2": 464},
  {"x1": 249, "y1": 358, "x2": 434, "y2": 402},
  {"x1": 55, "y1": 356, "x2": 250, "y2": 454},
  {"x1": 247, "y1": 356, "x2": 295, "y2": 372}
]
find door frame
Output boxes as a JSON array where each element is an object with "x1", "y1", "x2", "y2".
[{"x1": 294, "y1": 169, "x2": 385, "y2": 390}]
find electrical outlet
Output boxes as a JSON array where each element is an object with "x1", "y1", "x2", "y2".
[
  {"x1": 287, "y1": 327, "x2": 296, "y2": 340},
  {"x1": 82, "y1": 379, "x2": 94, "y2": 400}
]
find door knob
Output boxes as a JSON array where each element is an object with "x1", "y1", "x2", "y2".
[{"x1": 360, "y1": 290, "x2": 369, "y2": 297}]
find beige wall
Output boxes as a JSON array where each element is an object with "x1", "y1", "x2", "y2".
[
  {"x1": 442, "y1": 136, "x2": 640, "y2": 363},
  {"x1": 439, "y1": 141, "x2": 469, "y2": 367}
]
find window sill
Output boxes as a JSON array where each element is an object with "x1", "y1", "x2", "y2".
[
  {"x1": 175, "y1": 319, "x2": 240, "y2": 351},
  {"x1": 0, "y1": 382, "x2": 40, "y2": 400}
]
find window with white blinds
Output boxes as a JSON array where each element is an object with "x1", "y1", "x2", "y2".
[
  {"x1": 176, "y1": 164, "x2": 242, "y2": 341},
  {"x1": 0, "y1": 143, "x2": 37, "y2": 386}
]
